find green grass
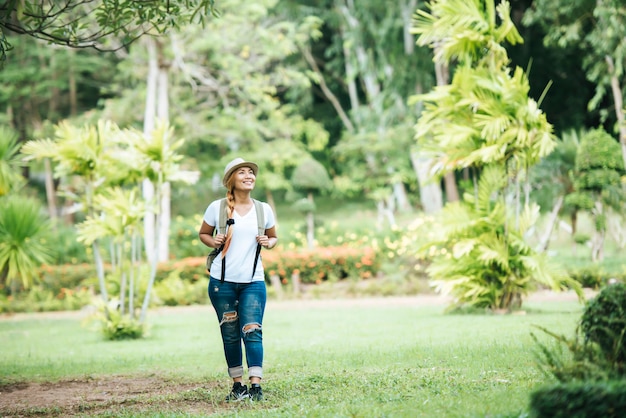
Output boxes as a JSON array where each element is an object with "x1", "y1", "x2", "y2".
[{"x1": 0, "y1": 298, "x2": 584, "y2": 417}]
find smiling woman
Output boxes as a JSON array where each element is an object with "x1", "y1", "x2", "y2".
[{"x1": 198, "y1": 157, "x2": 278, "y2": 402}]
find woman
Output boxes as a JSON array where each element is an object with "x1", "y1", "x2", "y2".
[{"x1": 199, "y1": 157, "x2": 278, "y2": 402}]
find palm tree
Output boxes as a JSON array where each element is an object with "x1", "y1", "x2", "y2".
[
  {"x1": 424, "y1": 166, "x2": 582, "y2": 311},
  {"x1": 21, "y1": 120, "x2": 130, "y2": 302},
  {"x1": 126, "y1": 121, "x2": 199, "y2": 323},
  {"x1": 0, "y1": 126, "x2": 24, "y2": 196},
  {"x1": 411, "y1": 0, "x2": 563, "y2": 310},
  {"x1": 0, "y1": 196, "x2": 53, "y2": 291}
]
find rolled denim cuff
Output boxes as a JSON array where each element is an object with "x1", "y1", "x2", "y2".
[
  {"x1": 228, "y1": 365, "x2": 244, "y2": 378},
  {"x1": 248, "y1": 366, "x2": 263, "y2": 379}
]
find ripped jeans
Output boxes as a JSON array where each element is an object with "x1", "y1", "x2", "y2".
[{"x1": 208, "y1": 277, "x2": 267, "y2": 379}]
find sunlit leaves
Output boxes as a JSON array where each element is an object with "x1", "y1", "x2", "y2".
[
  {"x1": 420, "y1": 166, "x2": 581, "y2": 310},
  {"x1": 0, "y1": 196, "x2": 53, "y2": 288},
  {"x1": 0, "y1": 126, "x2": 24, "y2": 196},
  {"x1": 412, "y1": 0, "x2": 522, "y2": 67}
]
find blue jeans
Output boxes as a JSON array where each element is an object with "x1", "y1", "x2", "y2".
[{"x1": 208, "y1": 277, "x2": 267, "y2": 379}]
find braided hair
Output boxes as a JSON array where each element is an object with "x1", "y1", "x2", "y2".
[{"x1": 221, "y1": 178, "x2": 237, "y2": 256}]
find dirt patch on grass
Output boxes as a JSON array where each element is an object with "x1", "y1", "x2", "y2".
[{"x1": 0, "y1": 375, "x2": 220, "y2": 417}]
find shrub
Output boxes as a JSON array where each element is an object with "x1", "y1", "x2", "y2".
[
  {"x1": 531, "y1": 284, "x2": 626, "y2": 383},
  {"x1": 0, "y1": 285, "x2": 95, "y2": 313},
  {"x1": 262, "y1": 246, "x2": 380, "y2": 284},
  {"x1": 153, "y1": 269, "x2": 207, "y2": 306},
  {"x1": 580, "y1": 283, "x2": 626, "y2": 371},
  {"x1": 86, "y1": 302, "x2": 146, "y2": 341},
  {"x1": 568, "y1": 265, "x2": 604, "y2": 289},
  {"x1": 529, "y1": 380, "x2": 626, "y2": 418}
]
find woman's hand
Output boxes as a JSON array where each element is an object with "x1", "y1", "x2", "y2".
[
  {"x1": 213, "y1": 233, "x2": 226, "y2": 248},
  {"x1": 256, "y1": 234, "x2": 276, "y2": 249}
]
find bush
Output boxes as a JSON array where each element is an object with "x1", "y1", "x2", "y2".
[
  {"x1": 0, "y1": 285, "x2": 95, "y2": 313},
  {"x1": 568, "y1": 265, "x2": 604, "y2": 289},
  {"x1": 86, "y1": 302, "x2": 146, "y2": 341},
  {"x1": 529, "y1": 380, "x2": 626, "y2": 418},
  {"x1": 153, "y1": 269, "x2": 207, "y2": 306},
  {"x1": 262, "y1": 246, "x2": 380, "y2": 284},
  {"x1": 580, "y1": 283, "x2": 626, "y2": 370},
  {"x1": 531, "y1": 284, "x2": 626, "y2": 384}
]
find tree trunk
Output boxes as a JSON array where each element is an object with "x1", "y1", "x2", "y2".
[
  {"x1": 157, "y1": 41, "x2": 171, "y2": 262},
  {"x1": 591, "y1": 201, "x2": 605, "y2": 262},
  {"x1": 605, "y1": 56, "x2": 626, "y2": 169},
  {"x1": 443, "y1": 172, "x2": 460, "y2": 203},
  {"x1": 537, "y1": 195, "x2": 564, "y2": 252},
  {"x1": 410, "y1": 153, "x2": 443, "y2": 213},
  {"x1": 306, "y1": 193, "x2": 315, "y2": 249},
  {"x1": 265, "y1": 189, "x2": 277, "y2": 222},
  {"x1": 392, "y1": 181, "x2": 411, "y2": 212},
  {"x1": 143, "y1": 36, "x2": 158, "y2": 265},
  {"x1": 43, "y1": 158, "x2": 58, "y2": 221},
  {"x1": 433, "y1": 47, "x2": 460, "y2": 204},
  {"x1": 92, "y1": 240, "x2": 108, "y2": 302},
  {"x1": 68, "y1": 49, "x2": 78, "y2": 117}
]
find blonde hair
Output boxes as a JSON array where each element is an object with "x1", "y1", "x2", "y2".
[{"x1": 221, "y1": 175, "x2": 237, "y2": 256}]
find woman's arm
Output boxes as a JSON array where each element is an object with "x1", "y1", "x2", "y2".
[{"x1": 199, "y1": 221, "x2": 226, "y2": 249}]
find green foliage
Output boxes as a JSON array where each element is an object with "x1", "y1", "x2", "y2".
[
  {"x1": 419, "y1": 166, "x2": 581, "y2": 311},
  {"x1": 291, "y1": 158, "x2": 332, "y2": 192},
  {"x1": 530, "y1": 130, "x2": 580, "y2": 214},
  {"x1": 565, "y1": 193, "x2": 595, "y2": 211},
  {"x1": 523, "y1": 0, "x2": 626, "y2": 114},
  {"x1": 580, "y1": 283, "x2": 626, "y2": 369},
  {"x1": 89, "y1": 303, "x2": 146, "y2": 341},
  {"x1": 0, "y1": 285, "x2": 94, "y2": 314},
  {"x1": 292, "y1": 197, "x2": 316, "y2": 213},
  {"x1": 574, "y1": 128, "x2": 624, "y2": 191},
  {"x1": 531, "y1": 325, "x2": 613, "y2": 383},
  {"x1": 413, "y1": 63, "x2": 557, "y2": 174},
  {"x1": 567, "y1": 265, "x2": 605, "y2": 289},
  {"x1": 532, "y1": 284, "x2": 626, "y2": 384},
  {"x1": 0, "y1": 125, "x2": 24, "y2": 196},
  {"x1": 152, "y1": 270, "x2": 207, "y2": 306},
  {"x1": 412, "y1": 0, "x2": 556, "y2": 178},
  {"x1": 566, "y1": 128, "x2": 626, "y2": 257},
  {"x1": 0, "y1": 0, "x2": 217, "y2": 59},
  {"x1": 0, "y1": 196, "x2": 54, "y2": 289},
  {"x1": 263, "y1": 246, "x2": 379, "y2": 284},
  {"x1": 529, "y1": 380, "x2": 626, "y2": 418},
  {"x1": 413, "y1": 0, "x2": 523, "y2": 67}
]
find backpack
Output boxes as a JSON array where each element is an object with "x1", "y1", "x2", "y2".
[{"x1": 205, "y1": 198, "x2": 266, "y2": 281}]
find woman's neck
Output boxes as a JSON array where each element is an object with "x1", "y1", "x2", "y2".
[{"x1": 232, "y1": 190, "x2": 252, "y2": 204}]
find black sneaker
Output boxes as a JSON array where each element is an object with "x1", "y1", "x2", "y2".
[
  {"x1": 249, "y1": 383, "x2": 263, "y2": 401},
  {"x1": 225, "y1": 382, "x2": 249, "y2": 401}
]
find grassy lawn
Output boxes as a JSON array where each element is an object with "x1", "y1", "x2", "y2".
[{"x1": 0, "y1": 296, "x2": 583, "y2": 417}]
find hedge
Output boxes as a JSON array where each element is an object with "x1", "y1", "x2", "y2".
[{"x1": 529, "y1": 380, "x2": 626, "y2": 418}]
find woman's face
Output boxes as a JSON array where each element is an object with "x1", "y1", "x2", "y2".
[{"x1": 232, "y1": 166, "x2": 256, "y2": 191}]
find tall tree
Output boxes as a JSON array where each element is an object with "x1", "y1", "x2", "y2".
[
  {"x1": 412, "y1": 0, "x2": 564, "y2": 311},
  {"x1": 565, "y1": 128, "x2": 626, "y2": 261}
]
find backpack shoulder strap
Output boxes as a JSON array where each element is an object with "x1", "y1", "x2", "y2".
[
  {"x1": 251, "y1": 199, "x2": 266, "y2": 279},
  {"x1": 217, "y1": 198, "x2": 228, "y2": 234},
  {"x1": 253, "y1": 199, "x2": 265, "y2": 235}
]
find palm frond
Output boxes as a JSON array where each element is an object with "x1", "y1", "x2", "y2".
[{"x1": 0, "y1": 196, "x2": 53, "y2": 287}]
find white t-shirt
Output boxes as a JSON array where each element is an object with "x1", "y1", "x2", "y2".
[{"x1": 203, "y1": 200, "x2": 276, "y2": 283}]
